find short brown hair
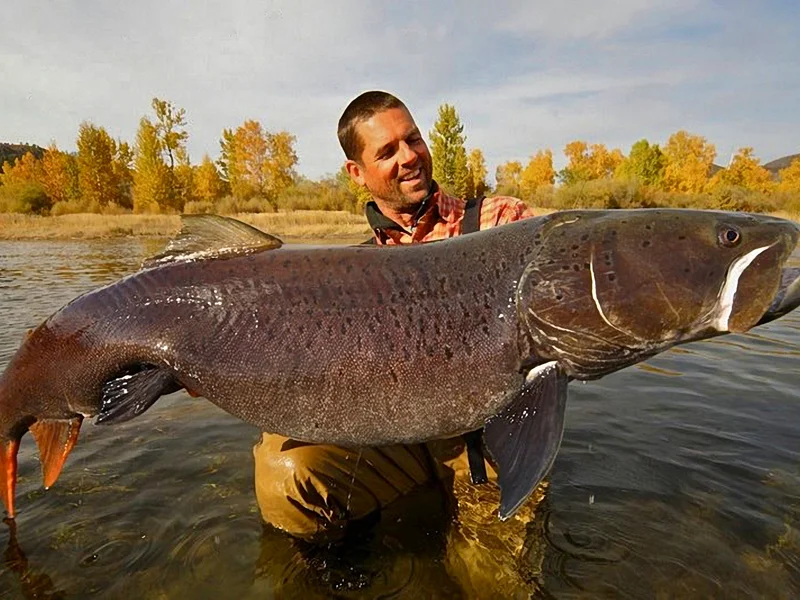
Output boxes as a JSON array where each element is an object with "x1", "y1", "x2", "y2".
[{"x1": 337, "y1": 91, "x2": 407, "y2": 162}]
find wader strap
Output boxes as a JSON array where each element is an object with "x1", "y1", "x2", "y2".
[{"x1": 461, "y1": 196, "x2": 484, "y2": 235}]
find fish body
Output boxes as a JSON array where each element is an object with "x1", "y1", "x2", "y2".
[{"x1": 1, "y1": 209, "x2": 798, "y2": 519}]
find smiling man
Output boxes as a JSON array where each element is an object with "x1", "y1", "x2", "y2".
[{"x1": 252, "y1": 92, "x2": 536, "y2": 556}]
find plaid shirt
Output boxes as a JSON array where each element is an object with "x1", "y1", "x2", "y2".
[{"x1": 365, "y1": 184, "x2": 535, "y2": 245}]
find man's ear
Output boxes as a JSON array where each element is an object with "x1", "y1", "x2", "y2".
[{"x1": 345, "y1": 160, "x2": 366, "y2": 187}]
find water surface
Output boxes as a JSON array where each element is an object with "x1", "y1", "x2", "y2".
[{"x1": 0, "y1": 238, "x2": 798, "y2": 599}]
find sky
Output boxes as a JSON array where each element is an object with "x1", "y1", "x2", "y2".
[{"x1": 2, "y1": 0, "x2": 799, "y2": 179}]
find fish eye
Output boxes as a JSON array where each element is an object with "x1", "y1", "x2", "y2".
[{"x1": 718, "y1": 227, "x2": 741, "y2": 247}]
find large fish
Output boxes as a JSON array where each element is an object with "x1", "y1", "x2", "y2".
[{"x1": 1, "y1": 210, "x2": 799, "y2": 521}]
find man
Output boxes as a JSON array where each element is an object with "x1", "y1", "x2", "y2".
[{"x1": 252, "y1": 91, "x2": 536, "y2": 544}]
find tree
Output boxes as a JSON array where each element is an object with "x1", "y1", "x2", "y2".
[
  {"x1": 194, "y1": 154, "x2": 226, "y2": 203},
  {"x1": 519, "y1": 150, "x2": 556, "y2": 200},
  {"x1": 429, "y1": 104, "x2": 469, "y2": 197},
  {"x1": 495, "y1": 161, "x2": 522, "y2": 197},
  {"x1": 707, "y1": 147, "x2": 774, "y2": 193},
  {"x1": 0, "y1": 152, "x2": 43, "y2": 187},
  {"x1": 113, "y1": 141, "x2": 134, "y2": 209},
  {"x1": 76, "y1": 122, "x2": 120, "y2": 208},
  {"x1": 615, "y1": 139, "x2": 665, "y2": 186},
  {"x1": 560, "y1": 141, "x2": 623, "y2": 184},
  {"x1": 133, "y1": 117, "x2": 172, "y2": 212},
  {"x1": 466, "y1": 148, "x2": 488, "y2": 199},
  {"x1": 221, "y1": 120, "x2": 298, "y2": 203},
  {"x1": 41, "y1": 144, "x2": 80, "y2": 206},
  {"x1": 662, "y1": 130, "x2": 716, "y2": 194},
  {"x1": 778, "y1": 156, "x2": 800, "y2": 194},
  {"x1": 151, "y1": 98, "x2": 188, "y2": 171}
]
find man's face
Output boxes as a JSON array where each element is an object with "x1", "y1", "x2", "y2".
[{"x1": 346, "y1": 107, "x2": 433, "y2": 210}]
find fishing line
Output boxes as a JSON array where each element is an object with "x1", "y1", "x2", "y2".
[{"x1": 345, "y1": 448, "x2": 363, "y2": 515}]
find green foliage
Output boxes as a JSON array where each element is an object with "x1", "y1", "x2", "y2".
[
  {"x1": 151, "y1": 98, "x2": 188, "y2": 170},
  {"x1": 0, "y1": 181, "x2": 51, "y2": 214},
  {"x1": 616, "y1": 139, "x2": 665, "y2": 186},
  {"x1": 495, "y1": 161, "x2": 522, "y2": 197},
  {"x1": 429, "y1": 104, "x2": 469, "y2": 197}
]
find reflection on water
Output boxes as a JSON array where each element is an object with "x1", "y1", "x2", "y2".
[{"x1": 0, "y1": 238, "x2": 799, "y2": 598}]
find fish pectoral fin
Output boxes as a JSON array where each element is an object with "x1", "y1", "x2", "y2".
[
  {"x1": 142, "y1": 214, "x2": 283, "y2": 269},
  {"x1": 484, "y1": 360, "x2": 568, "y2": 521},
  {"x1": 96, "y1": 367, "x2": 182, "y2": 425}
]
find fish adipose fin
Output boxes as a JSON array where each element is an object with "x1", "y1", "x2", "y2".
[
  {"x1": 96, "y1": 367, "x2": 182, "y2": 425},
  {"x1": 142, "y1": 214, "x2": 283, "y2": 268},
  {"x1": 484, "y1": 360, "x2": 567, "y2": 520}
]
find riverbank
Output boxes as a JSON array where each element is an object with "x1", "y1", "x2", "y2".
[
  {"x1": 0, "y1": 207, "x2": 795, "y2": 241},
  {"x1": 0, "y1": 211, "x2": 372, "y2": 241}
]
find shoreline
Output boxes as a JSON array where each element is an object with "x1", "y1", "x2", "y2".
[
  {"x1": 1, "y1": 207, "x2": 795, "y2": 241},
  {"x1": 0, "y1": 211, "x2": 372, "y2": 241}
]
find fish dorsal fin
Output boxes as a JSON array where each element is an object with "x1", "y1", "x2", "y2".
[{"x1": 142, "y1": 214, "x2": 283, "y2": 269}]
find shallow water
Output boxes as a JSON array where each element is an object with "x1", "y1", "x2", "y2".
[{"x1": 0, "y1": 238, "x2": 798, "y2": 599}]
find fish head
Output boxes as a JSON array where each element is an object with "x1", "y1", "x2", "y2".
[
  {"x1": 0, "y1": 325, "x2": 86, "y2": 519},
  {"x1": 518, "y1": 209, "x2": 800, "y2": 379}
]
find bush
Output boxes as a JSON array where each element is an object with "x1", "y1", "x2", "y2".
[
  {"x1": 183, "y1": 200, "x2": 216, "y2": 214},
  {"x1": 0, "y1": 182, "x2": 52, "y2": 214}
]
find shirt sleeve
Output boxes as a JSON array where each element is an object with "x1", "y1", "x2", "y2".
[{"x1": 479, "y1": 196, "x2": 536, "y2": 229}]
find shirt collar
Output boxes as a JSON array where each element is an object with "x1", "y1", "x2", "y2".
[{"x1": 365, "y1": 181, "x2": 442, "y2": 234}]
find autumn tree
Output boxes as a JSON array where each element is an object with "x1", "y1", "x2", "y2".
[
  {"x1": 41, "y1": 144, "x2": 80, "y2": 206},
  {"x1": 133, "y1": 117, "x2": 172, "y2": 212},
  {"x1": 466, "y1": 148, "x2": 488, "y2": 199},
  {"x1": 615, "y1": 139, "x2": 665, "y2": 186},
  {"x1": 338, "y1": 165, "x2": 373, "y2": 209},
  {"x1": 495, "y1": 161, "x2": 522, "y2": 197},
  {"x1": 194, "y1": 154, "x2": 226, "y2": 203},
  {"x1": 429, "y1": 104, "x2": 469, "y2": 197},
  {"x1": 151, "y1": 98, "x2": 188, "y2": 171},
  {"x1": 220, "y1": 120, "x2": 298, "y2": 203},
  {"x1": 707, "y1": 147, "x2": 774, "y2": 193},
  {"x1": 0, "y1": 152, "x2": 43, "y2": 187},
  {"x1": 76, "y1": 122, "x2": 121, "y2": 208},
  {"x1": 560, "y1": 141, "x2": 624, "y2": 184},
  {"x1": 778, "y1": 156, "x2": 800, "y2": 194},
  {"x1": 519, "y1": 150, "x2": 556, "y2": 200},
  {"x1": 662, "y1": 130, "x2": 716, "y2": 194}
]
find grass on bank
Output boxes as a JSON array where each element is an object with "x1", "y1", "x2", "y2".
[{"x1": 0, "y1": 211, "x2": 374, "y2": 241}]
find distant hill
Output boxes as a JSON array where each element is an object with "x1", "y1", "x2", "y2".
[
  {"x1": 763, "y1": 153, "x2": 800, "y2": 175},
  {"x1": 0, "y1": 142, "x2": 46, "y2": 171}
]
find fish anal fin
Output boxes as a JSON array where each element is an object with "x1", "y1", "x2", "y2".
[
  {"x1": 142, "y1": 214, "x2": 283, "y2": 269},
  {"x1": 29, "y1": 416, "x2": 83, "y2": 489},
  {"x1": 96, "y1": 367, "x2": 181, "y2": 425},
  {"x1": 484, "y1": 360, "x2": 568, "y2": 520}
]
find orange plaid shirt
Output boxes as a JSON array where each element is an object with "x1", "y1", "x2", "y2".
[{"x1": 366, "y1": 184, "x2": 535, "y2": 245}]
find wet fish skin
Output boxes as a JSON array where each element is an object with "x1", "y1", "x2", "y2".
[{"x1": 0, "y1": 208, "x2": 798, "y2": 519}]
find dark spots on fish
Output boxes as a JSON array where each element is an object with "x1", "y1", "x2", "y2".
[
  {"x1": 555, "y1": 293, "x2": 564, "y2": 301},
  {"x1": 684, "y1": 267, "x2": 690, "y2": 273},
  {"x1": 584, "y1": 263, "x2": 590, "y2": 269},
  {"x1": 645, "y1": 224, "x2": 652, "y2": 230},
  {"x1": 679, "y1": 235, "x2": 686, "y2": 240},
  {"x1": 642, "y1": 240, "x2": 651, "y2": 248},
  {"x1": 282, "y1": 259, "x2": 290, "y2": 268},
  {"x1": 573, "y1": 264, "x2": 580, "y2": 271},
  {"x1": 581, "y1": 234, "x2": 589, "y2": 241},
  {"x1": 389, "y1": 369, "x2": 399, "y2": 384},
  {"x1": 402, "y1": 348, "x2": 411, "y2": 361},
  {"x1": 305, "y1": 339, "x2": 313, "y2": 350},
  {"x1": 562, "y1": 265, "x2": 570, "y2": 271},
  {"x1": 608, "y1": 273, "x2": 617, "y2": 282},
  {"x1": 345, "y1": 264, "x2": 353, "y2": 273},
  {"x1": 611, "y1": 230, "x2": 617, "y2": 236},
  {"x1": 367, "y1": 321, "x2": 376, "y2": 334}
]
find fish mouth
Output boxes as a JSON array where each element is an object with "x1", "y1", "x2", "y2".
[
  {"x1": 0, "y1": 416, "x2": 83, "y2": 519},
  {"x1": 757, "y1": 266, "x2": 800, "y2": 325}
]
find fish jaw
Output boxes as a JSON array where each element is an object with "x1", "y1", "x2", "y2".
[{"x1": 517, "y1": 209, "x2": 800, "y2": 380}]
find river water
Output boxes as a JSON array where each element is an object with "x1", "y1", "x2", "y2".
[{"x1": 0, "y1": 237, "x2": 798, "y2": 599}]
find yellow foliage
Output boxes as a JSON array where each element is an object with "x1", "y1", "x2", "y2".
[
  {"x1": 520, "y1": 150, "x2": 555, "y2": 200},
  {"x1": 706, "y1": 147, "x2": 774, "y2": 193},
  {"x1": 0, "y1": 152, "x2": 43, "y2": 186},
  {"x1": 662, "y1": 130, "x2": 716, "y2": 194},
  {"x1": 778, "y1": 157, "x2": 800, "y2": 194},
  {"x1": 40, "y1": 144, "x2": 80, "y2": 205},
  {"x1": 194, "y1": 154, "x2": 226, "y2": 203},
  {"x1": 561, "y1": 141, "x2": 623, "y2": 182},
  {"x1": 466, "y1": 148, "x2": 488, "y2": 198}
]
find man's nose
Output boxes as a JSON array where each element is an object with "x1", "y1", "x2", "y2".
[{"x1": 398, "y1": 141, "x2": 418, "y2": 165}]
